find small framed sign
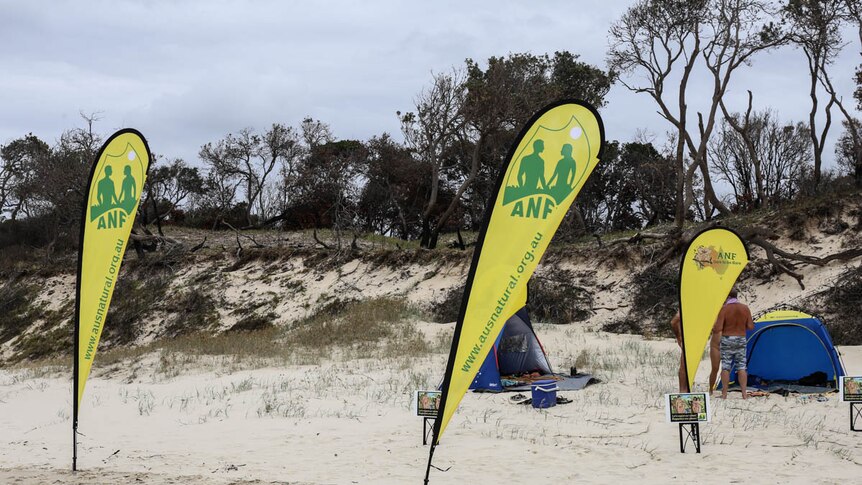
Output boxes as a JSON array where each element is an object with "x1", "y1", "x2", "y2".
[
  {"x1": 414, "y1": 390, "x2": 442, "y2": 417},
  {"x1": 840, "y1": 376, "x2": 862, "y2": 402},
  {"x1": 665, "y1": 393, "x2": 710, "y2": 423}
]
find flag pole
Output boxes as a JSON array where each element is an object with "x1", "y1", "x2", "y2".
[
  {"x1": 423, "y1": 441, "x2": 436, "y2": 484},
  {"x1": 73, "y1": 224, "x2": 81, "y2": 471},
  {"x1": 72, "y1": 135, "x2": 94, "y2": 473},
  {"x1": 73, "y1": 279, "x2": 80, "y2": 471}
]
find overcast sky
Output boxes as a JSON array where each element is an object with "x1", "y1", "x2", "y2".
[{"x1": 1, "y1": 0, "x2": 859, "y2": 172}]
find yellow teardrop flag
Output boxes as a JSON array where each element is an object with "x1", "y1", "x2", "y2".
[
  {"x1": 679, "y1": 227, "x2": 749, "y2": 392},
  {"x1": 74, "y1": 129, "x2": 150, "y2": 469},
  {"x1": 425, "y1": 100, "x2": 604, "y2": 482}
]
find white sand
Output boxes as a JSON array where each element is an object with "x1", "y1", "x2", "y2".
[{"x1": 2, "y1": 323, "x2": 861, "y2": 484}]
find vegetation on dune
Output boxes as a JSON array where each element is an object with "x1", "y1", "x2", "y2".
[
  {"x1": 0, "y1": 281, "x2": 43, "y2": 346},
  {"x1": 123, "y1": 298, "x2": 436, "y2": 374},
  {"x1": 803, "y1": 265, "x2": 862, "y2": 345},
  {"x1": 285, "y1": 298, "x2": 430, "y2": 356},
  {"x1": 3, "y1": 297, "x2": 438, "y2": 372},
  {"x1": 101, "y1": 269, "x2": 173, "y2": 346},
  {"x1": 602, "y1": 266, "x2": 678, "y2": 338}
]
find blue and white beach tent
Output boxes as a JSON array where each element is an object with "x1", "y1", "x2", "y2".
[
  {"x1": 469, "y1": 307, "x2": 553, "y2": 392},
  {"x1": 727, "y1": 310, "x2": 845, "y2": 387}
]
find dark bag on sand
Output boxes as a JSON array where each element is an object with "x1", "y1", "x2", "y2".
[{"x1": 798, "y1": 371, "x2": 827, "y2": 386}]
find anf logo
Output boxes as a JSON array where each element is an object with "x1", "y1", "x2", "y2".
[
  {"x1": 89, "y1": 144, "x2": 143, "y2": 230},
  {"x1": 502, "y1": 119, "x2": 589, "y2": 219},
  {"x1": 693, "y1": 245, "x2": 737, "y2": 275}
]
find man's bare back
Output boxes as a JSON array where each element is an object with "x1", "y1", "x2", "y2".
[{"x1": 715, "y1": 302, "x2": 753, "y2": 336}]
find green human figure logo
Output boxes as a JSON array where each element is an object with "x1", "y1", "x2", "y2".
[
  {"x1": 517, "y1": 140, "x2": 548, "y2": 191},
  {"x1": 546, "y1": 143, "x2": 577, "y2": 203},
  {"x1": 90, "y1": 147, "x2": 142, "y2": 229},
  {"x1": 503, "y1": 138, "x2": 581, "y2": 219},
  {"x1": 93, "y1": 165, "x2": 118, "y2": 219},
  {"x1": 119, "y1": 165, "x2": 137, "y2": 214}
]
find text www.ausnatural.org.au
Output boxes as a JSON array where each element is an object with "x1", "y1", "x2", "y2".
[
  {"x1": 461, "y1": 231, "x2": 543, "y2": 373},
  {"x1": 84, "y1": 238, "x2": 124, "y2": 361}
]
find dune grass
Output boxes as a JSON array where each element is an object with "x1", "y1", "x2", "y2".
[{"x1": 71, "y1": 297, "x2": 434, "y2": 378}]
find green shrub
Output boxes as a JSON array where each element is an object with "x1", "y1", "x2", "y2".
[{"x1": 0, "y1": 280, "x2": 44, "y2": 345}]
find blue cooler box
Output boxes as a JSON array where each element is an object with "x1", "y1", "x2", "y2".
[{"x1": 531, "y1": 380, "x2": 558, "y2": 408}]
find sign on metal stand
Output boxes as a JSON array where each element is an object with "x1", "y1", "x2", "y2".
[
  {"x1": 415, "y1": 390, "x2": 442, "y2": 445},
  {"x1": 840, "y1": 377, "x2": 862, "y2": 431},
  {"x1": 666, "y1": 392, "x2": 710, "y2": 453}
]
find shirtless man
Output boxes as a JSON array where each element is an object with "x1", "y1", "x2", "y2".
[
  {"x1": 691, "y1": 397, "x2": 703, "y2": 414},
  {"x1": 716, "y1": 288, "x2": 755, "y2": 399},
  {"x1": 670, "y1": 310, "x2": 686, "y2": 392}
]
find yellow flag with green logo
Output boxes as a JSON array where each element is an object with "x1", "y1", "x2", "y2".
[
  {"x1": 679, "y1": 227, "x2": 749, "y2": 392},
  {"x1": 425, "y1": 100, "x2": 604, "y2": 481},
  {"x1": 73, "y1": 129, "x2": 150, "y2": 469}
]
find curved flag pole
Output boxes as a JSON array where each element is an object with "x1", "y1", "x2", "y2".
[
  {"x1": 424, "y1": 100, "x2": 605, "y2": 482},
  {"x1": 73, "y1": 129, "x2": 151, "y2": 470},
  {"x1": 677, "y1": 226, "x2": 749, "y2": 393}
]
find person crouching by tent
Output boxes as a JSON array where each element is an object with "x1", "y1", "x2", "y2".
[
  {"x1": 716, "y1": 288, "x2": 755, "y2": 399},
  {"x1": 670, "y1": 310, "x2": 686, "y2": 392}
]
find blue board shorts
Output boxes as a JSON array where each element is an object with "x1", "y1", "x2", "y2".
[{"x1": 721, "y1": 336, "x2": 747, "y2": 371}]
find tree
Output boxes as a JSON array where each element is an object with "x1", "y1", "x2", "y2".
[
  {"x1": 288, "y1": 139, "x2": 368, "y2": 248},
  {"x1": 702, "y1": 0, "x2": 784, "y2": 213},
  {"x1": 258, "y1": 123, "x2": 304, "y2": 219},
  {"x1": 627, "y1": 142, "x2": 680, "y2": 226},
  {"x1": 399, "y1": 69, "x2": 467, "y2": 248},
  {"x1": 0, "y1": 115, "x2": 104, "y2": 247},
  {"x1": 609, "y1": 0, "x2": 784, "y2": 226},
  {"x1": 357, "y1": 134, "x2": 429, "y2": 239},
  {"x1": 0, "y1": 134, "x2": 49, "y2": 221},
  {"x1": 710, "y1": 110, "x2": 811, "y2": 208},
  {"x1": 578, "y1": 141, "x2": 641, "y2": 232},
  {"x1": 831, "y1": 0, "x2": 862, "y2": 187},
  {"x1": 401, "y1": 53, "x2": 614, "y2": 248},
  {"x1": 609, "y1": 0, "x2": 709, "y2": 228},
  {"x1": 857, "y1": 66, "x2": 862, "y2": 111},
  {"x1": 198, "y1": 123, "x2": 301, "y2": 226},
  {"x1": 300, "y1": 117, "x2": 334, "y2": 148},
  {"x1": 36, "y1": 116, "x2": 102, "y2": 231},
  {"x1": 575, "y1": 141, "x2": 678, "y2": 233},
  {"x1": 837, "y1": 118, "x2": 862, "y2": 181},
  {"x1": 783, "y1": 0, "x2": 847, "y2": 189},
  {"x1": 550, "y1": 51, "x2": 617, "y2": 109},
  {"x1": 844, "y1": 0, "x2": 861, "y2": 111},
  {"x1": 143, "y1": 157, "x2": 204, "y2": 223}
]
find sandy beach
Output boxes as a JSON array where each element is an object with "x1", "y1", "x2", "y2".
[{"x1": 2, "y1": 322, "x2": 861, "y2": 484}]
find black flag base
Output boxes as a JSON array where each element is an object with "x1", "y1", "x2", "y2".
[
  {"x1": 679, "y1": 423, "x2": 701, "y2": 453},
  {"x1": 72, "y1": 422, "x2": 77, "y2": 471},
  {"x1": 851, "y1": 402, "x2": 862, "y2": 432},
  {"x1": 423, "y1": 443, "x2": 436, "y2": 484},
  {"x1": 422, "y1": 418, "x2": 435, "y2": 446}
]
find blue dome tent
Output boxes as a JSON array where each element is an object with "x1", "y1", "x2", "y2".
[
  {"x1": 725, "y1": 310, "x2": 845, "y2": 390},
  {"x1": 469, "y1": 307, "x2": 553, "y2": 392}
]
